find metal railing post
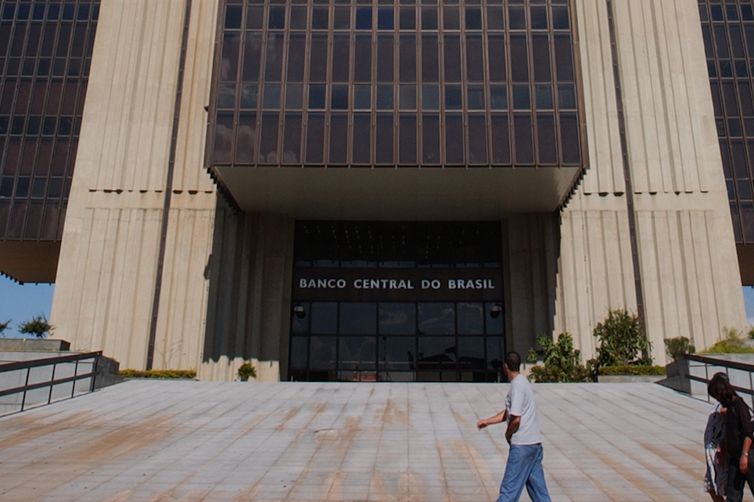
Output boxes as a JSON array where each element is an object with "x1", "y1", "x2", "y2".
[
  {"x1": 91, "y1": 355, "x2": 99, "y2": 392},
  {"x1": 72, "y1": 360, "x2": 79, "y2": 398},
  {"x1": 20, "y1": 367, "x2": 31, "y2": 412},
  {"x1": 705, "y1": 362, "x2": 710, "y2": 402},
  {"x1": 47, "y1": 362, "x2": 57, "y2": 404}
]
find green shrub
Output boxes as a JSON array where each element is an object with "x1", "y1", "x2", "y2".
[
  {"x1": 664, "y1": 336, "x2": 695, "y2": 362},
  {"x1": 119, "y1": 369, "x2": 197, "y2": 379},
  {"x1": 593, "y1": 309, "x2": 651, "y2": 366},
  {"x1": 18, "y1": 314, "x2": 53, "y2": 339},
  {"x1": 527, "y1": 333, "x2": 590, "y2": 383},
  {"x1": 237, "y1": 362, "x2": 257, "y2": 381},
  {"x1": 598, "y1": 365, "x2": 666, "y2": 376},
  {"x1": 703, "y1": 328, "x2": 754, "y2": 354}
]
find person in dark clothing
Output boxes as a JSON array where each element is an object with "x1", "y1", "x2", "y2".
[{"x1": 708, "y1": 372, "x2": 754, "y2": 502}]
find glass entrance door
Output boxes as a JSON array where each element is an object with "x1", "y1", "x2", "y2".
[{"x1": 289, "y1": 301, "x2": 504, "y2": 382}]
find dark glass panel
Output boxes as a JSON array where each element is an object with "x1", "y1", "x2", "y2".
[
  {"x1": 465, "y1": 7, "x2": 482, "y2": 29},
  {"x1": 417, "y1": 336, "x2": 456, "y2": 373},
  {"x1": 377, "y1": 85, "x2": 394, "y2": 109},
  {"x1": 422, "y1": 85, "x2": 439, "y2": 110},
  {"x1": 268, "y1": 6, "x2": 285, "y2": 29},
  {"x1": 466, "y1": 35, "x2": 484, "y2": 82},
  {"x1": 263, "y1": 84, "x2": 281, "y2": 109},
  {"x1": 235, "y1": 113, "x2": 257, "y2": 164},
  {"x1": 310, "y1": 336, "x2": 336, "y2": 372},
  {"x1": 509, "y1": 6, "x2": 525, "y2": 30},
  {"x1": 356, "y1": 7, "x2": 372, "y2": 29},
  {"x1": 289, "y1": 336, "x2": 308, "y2": 373},
  {"x1": 400, "y1": 6, "x2": 416, "y2": 30},
  {"x1": 400, "y1": 35, "x2": 416, "y2": 82},
  {"x1": 378, "y1": 7, "x2": 394, "y2": 30},
  {"x1": 220, "y1": 32, "x2": 240, "y2": 81},
  {"x1": 552, "y1": 6, "x2": 569, "y2": 29},
  {"x1": 399, "y1": 114, "x2": 417, "y2": 164},
  {"x1": 339, "y1": 337, "x2": 376, "y2": 371},
  {"x1": 213, "y1": 112, "x2": 233, "y2": 163},
  {"x1": 225, "y1": 5, "x2": 242, "y2": 29},
  {"x1": 535, "y1": 85, "x2": 553, "y2": 109},
  {"x1": 331, "y1": 84, "x2": 348, "y2": 109},
  {"x1": 445, "y1": 85, "x2": 461, "y2": 110},
  {"x1": 340, "y1": 303, "x2": 377, "y2": 335},
  {"x1": 490, "y1": 85, "x2": 507, "y2": 109},
  {"x1": 510, "y1": 34, "x2": 528, "y2": 82},
  {"x1": 443, "y1": 35, "x2": 461, "y2": 82},
  {"x1": 490, "y1": 114, "x2": 510, "y2": 165},
  {"x1": 418, "y1": 303, "x2": 454, "y2": 335},
  {"x1": 311, "y1": 302, "x2": 338, "y2": 334},
  {"x1": 537, "y1": 113, "x2": 556, "y2": 164},
  {"x1": 240, "y1": 83, "x2": 258, "y2": 109},
  {"x1": 309, "y1": 84, "x2": 326, "y2": 109},
  {"x1": 560, "y1": 113, "x2": 580, "y2": 165},
  {"x1": 242, "y1": 33, "x2": 262, "y2": 81},
  {"x1": 485, "y1": 303, "x2": 504, "y2": 334},
  {"x1": 468, "y1": 85, "x2": 485, "y2": 109},
  {"x1": 379, "y1": 303, "x2": 415, "y2": 335},
  {"x1": 468, "y1": 115, "x2": 488, "y2": 164},
  {"x1": 310, "y1": 34, "x2": 327, "y2": 82},
  {"x1": 532, "y1": 34, "x2": 551, "y2": 82},
  {"x1": 558, "y1": 84, "x2": 576, "y2": 109},
  {"x1": 514, "y1": 114, "x2": 533, "y2": 164},
  {"x1": 377, "y1": 35, "x2": 394, "y2": 83},
  {"x1": 258, "y1": 113, "x2": 279, "y2": 163},
  {"x1": 354, "y1": 35, "x2": 372, "y2": 82},
  {"x1": 554, "y1": 34, "x2": 574, "y2": 81},
  {"x1": 282, "y1": 113, "x2": 301, "y2": 163},
  {"x1": 444, "y1": 6, "x2": 459, "y2": 30},
  {"x1": 305, "y1": 113, "x2": 325, "y2": 163},
  {"x1": 379, "y1": 337, "x2": 415, "y2": 371},
  {"x1": 445, "y1": 114, "x2": 464, "y2": 164},
  {"x1": 285, "y1": 83, "x2": 302, "y2": 109},
  {"x1": 422, "y1": 114, "x2": 440, "y2": 164},
  {"x1": 331, "y1": 7, "x2": 349, "y2": 30},
  {"x1": 354, "y1": 85, "x2": 371, "y2": 109},
  {"x1": 247, "y1": 5, "x2": 264, "y2": 29},
  {"x1": 217, "y1": 83, "x2": 236, "y2": 109},
  {"x1": 376, "y1": 113, "x2": 393, "y2": 164},
  {"x1": 353, "y1": 113, "x2": 371, "y2": 163},
  {"x1": 287, "y1": 34, "x2": 305, "y2": 82},
  {"x1": 531, "y1": 6, "x2": 547, "y2": 30},
  {"x1": 421, "y1": 7, "x2": 437, "y2": 30},
  {"x1": 422, "y1": 35, "x2": 438, "y2": 83},
  {"x1": 265, "y1": 33, "x2": 284, "y2": 81},
  {"x1": 488, "y1": 34, "x2": 506, "y2": 81},
  {"x1": 312, "y1": 7, "x2": 329, "y2": 29},
  {"x1": 329, "y1": 113, "x2": 348, "y2": 164},
  {"x1": 332, "y1": 34, "x2": 350, "y2": 82}
]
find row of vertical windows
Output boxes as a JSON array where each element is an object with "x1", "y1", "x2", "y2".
[
  {"x1": 210, "y1": 0, "x2": 582, "y2": 168},
  {"x1": 0, "y1": 0, "x2": 98, "y2": 241}
]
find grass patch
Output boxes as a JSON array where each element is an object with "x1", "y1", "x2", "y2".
[
  {"x1": 598, "y1": 365, "x2": 665, "y2": 376},
  {"x1": 119, "y1": 369, "x2": 197, "y2": 379}
]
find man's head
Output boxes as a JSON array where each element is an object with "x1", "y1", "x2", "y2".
[{"x1": 503, "y1": 351, "x2": 521, "y2": 380}]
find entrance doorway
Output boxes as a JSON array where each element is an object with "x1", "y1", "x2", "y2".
[{"x1": 288, "y1": 222, "x2": 505, "y2": 382}]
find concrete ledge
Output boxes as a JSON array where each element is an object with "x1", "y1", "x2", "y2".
[
  {"x1": 0, "y1": 338, "x2": 70, "y2": 352},
  {"x1": 598, "y1": 374, "x2": 665, "y2": 383}
]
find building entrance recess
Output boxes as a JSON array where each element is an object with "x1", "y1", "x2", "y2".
[{"x1": 289, "y1": 221, "x2": 505, "y2": 382}]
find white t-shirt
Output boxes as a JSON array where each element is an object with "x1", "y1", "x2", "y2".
[{"x1": 505, "y1": 374, "x2": 543, "y2": 445}]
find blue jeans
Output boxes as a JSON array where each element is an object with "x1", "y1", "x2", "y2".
[{"x1": 497, "y1": 443, "x2": 551, "y2": 502}]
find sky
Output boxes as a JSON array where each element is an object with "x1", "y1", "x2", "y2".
[
  {"x1": 0, "y1": 276, "x2": 54, "y2": 338},
  {"x1": 2, "y1": 275, "x2": 754, "y2": 339}
]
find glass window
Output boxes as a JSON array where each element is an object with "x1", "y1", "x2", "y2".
[
  {"x1": 399, "y1": 114, "x2": 417, "y2": 164},
  {"x1": 354, "y1": 85, "x2": 371, "y2": 109},
  {"x1": 378, "y1": 85, "x2": 394, "y2": 109},
  {"x1": 422, "y1": 114, "x2": 440, "y2": 164},
  {"x1": 353, "y1": 113, "x2": 371, "y2": 163},
  {"x1": 468, "y1": 115, "x2": 488, "y2": 164},
  {"x1": 356, "y1": 7, "x2": 372, "y2": 29},
  {"x1": 399, "y1": 85, "x2": 415, "y2": 109},
  {"x1": 334, "y1": 7, "x2": 350, "y2": 29},
  {"x1": 376, "y1": 114, "x2": 394, "y2": 164},
  {"x1": 379, "y1": 303, "x2": 416, "y2": 334},
  {"x1": 422, "y1": 85, "x2": 439, "y2": 110},
  {"x1": 466, "y1": 35, "x2": 484, "y2": 82},
  {"x1": 444, "y1": 6, "x2": 459, "y2": 30},
  {"x1": 422, "y1": 35, "x2": 438, "y2": 83},
  {"x1": 236, "y1": 113, "x2": 257, "y2": 163},
  {"x1": 400, "y1": 35, "x2": 416, "y2": 82},
  {"x1": 339, "y1": 337, "x2": 376, "y2": 370},
  {"x1": 445, "y1": 85, "x2": 462, "y2": 110},
  {"x1": 332, "y1": 35, "x2": 350, "y2": 82},
  {"x1": 379, "y1": 337, "x2": 415, "y2": 372},
  {"x1": 354, "y1": 35, "x2": 372, "y2": 82},
  {"x1": 285, "y1": 83, "x2": 303, "y2": 109},
  {"x1": 289, "y1": 337, "x2": 308, "y2": 374},
  {"x1": 377, "y1": 35, "x2": 394, "y2": 82},
  {"x1": 465, "y1": 7, "x2": 482, "y2": 30},
  {"x1": 312, "y1": 7, "x2": 329, "y2": 29},
  {"x1": 268, "y1": 6, "x2": 285, "y2": 29},
  {"x1": 378, "y1": 8, "x2": 394, "y2": 30},
  {"x1": 400, "y1": 7, "x2": 415, "y2": 30},
  {"x1": 305, "y1": 113, "x2": 325, "y2": 163},
  {"x1": 535, "y1": 85, "x2": 553, "y2": 109},
  {"x1": 311, "y1": 302, "x2": 338, "y2": 334},
  {"x1": 258, "y1": 113, "x2": 279, "y2": 163},
  {"x1": 340, "y1": 303, "x2": 377, "y2": 334},
  {"x1": 265, "y1": 34, "x2": 284, "y2": 81},
  {"x1": 309, "y1": 84, "x2": 326, "y2": 109},
  {"x1": 290, "y1": 6, "x2": 307, "y2": 29},
  {"x1": 310, "y1": 336, "x2": 336, "y2": 371},
  {"x1": 421, "y1": 7, "x2": 437, "y2": 30},
  {"x1": 445, "y1": 114, "x2": 464, "y2": 164},
  {"x1": 468, "y1": 85, "x2": 485, "y2": 109},
  {"x1": 282, "y1": 113, "x2": 302, "y2": 163},
  {"x1": 490, "y1": 85, "x2": 507, "y2": 109},
  {"x1": 331, "y1": 84, "x2": 349, "y2": 109},
  {"x1": 329, "y1": 113, "x2": 348, "y2": 164},
  {"x1": 443, "y1": 35, "x2": 461, "y2": 82},
  {"x1": 263, "y1": 84, "x2": 281, "y2": 109},
  {"x1": 418, "y1": 303, "x2": 454, "y2": 335},
  {"x1": 514, "y1": 114, "x2": 533, "y2": 164},
  {"x1": 288, "y1": 34, "x2": 306, "y2": 82},
  {"x1": 513, "y1": 85, "x2": 530, "y2": 109},
  {"x1": 310, "y1": 35, "x2": 327, "y2": 82}
]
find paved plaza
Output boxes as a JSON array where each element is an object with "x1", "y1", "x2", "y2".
[{"x1": 0, "y1": 380, "x2": 716, "y2": 501}]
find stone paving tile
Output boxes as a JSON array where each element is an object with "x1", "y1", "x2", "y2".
[{"x1": 0, "y1": 381, "x2": 718, "y2": 501}]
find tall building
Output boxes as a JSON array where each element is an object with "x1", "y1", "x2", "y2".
[{"x1": 0, "y1": 0, "x2": 748, "y2": 381}]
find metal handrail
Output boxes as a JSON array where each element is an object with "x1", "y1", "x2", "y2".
[
  {"x1": 0, "y1": 351, "x2": 101, "y2": 415},
  {"x1": 685, "y1": 354, "x2": 754, "y2": 406}
]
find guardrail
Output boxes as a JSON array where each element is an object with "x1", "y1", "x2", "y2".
[
  {"x1": 686, "y1": 354, "x2": 754, "y2": 407},
  {"x1": 0, "y1": 351, "x2": 101, "y2": 416}
]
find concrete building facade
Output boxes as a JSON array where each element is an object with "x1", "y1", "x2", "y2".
[{"x1": 0, "y1": 0, "x2": 748, "y2": 381}]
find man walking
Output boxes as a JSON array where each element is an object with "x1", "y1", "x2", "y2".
[{"x1": 477, "y1": 352, "x2": 551, "y2": 502}]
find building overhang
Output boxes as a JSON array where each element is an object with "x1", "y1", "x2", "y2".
[
  {"x1": 0, "y1": 241, "x2": 59, "y2": 283},
  {"x1": 210, "y1": 166, "x2": 582, "y2": 219}
]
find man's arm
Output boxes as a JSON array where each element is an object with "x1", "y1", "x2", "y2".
[
  {"x1": 477, "y1": 409, "x2": 508, "y2": 429},
  {"x1": 505, "y1": 415, "x2": 521, "y2": 444}
]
